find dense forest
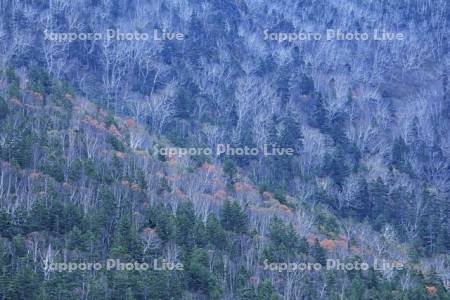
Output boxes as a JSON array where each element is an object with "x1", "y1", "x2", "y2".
[{"x1": 0, "y1": 0, "x2": 449, "y2": 299}]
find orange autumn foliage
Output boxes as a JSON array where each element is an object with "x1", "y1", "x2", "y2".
[
  {"x1": 234, "y1": 182, "x2": 255, "y2": 192},
  {"x1": 214, "y1": 189, "x2": 227, "y2": 199},
  {"x1": 109, "y1": 125, "x2": 123, "y2": 139},
  {"x1": 31, "y1": 92, "x2": 44, "y2": 102},
  {"x1": 83, "y1": 115, "x2": 106, "y2": 131},
  {"x1": 64, "y1": 93, "x2": 74, "y2": 101},
  {"x1": 211, "y1": 178, "x2": 224, "y2": 187},
  {"x1": 307, "y1": 235, "x2": 319, "y2": 245},
  {"x1": 304, "y1": 236, "x2": 349, "y2": 252},
  {"x1": 125, "y1": 118, "x2": 136, "y2": 128},
  {"x1": 167, "y1": 155, "x2": 178, "y2": 165},
  {"x1": 350, "y1": 246, "x2": 364, "y2": 254},
  {"x1": 30, "y1": 172, "x2": 40, "y2": 179},
  {"x1": 115, "y1": 151, "x2": 126, "y2": 158},
  {"x1": 175, "y1": 189, "x2": 188, "y2": 199},
  {"x1": 320, "y1": 239, "x2": 338, "y2": 251},
  {"x1": 10, "y1": 98, "x2": 22, "y2": 107},
  {"x1": 202, "y1": 162, "x2": 218, "y2": 173},
  {"x1": 426, "y1": 286, "x2": 437, "y2": 295},
  {"x1": 277, "y1": 204, "x2": 291, "y2": 213},
  {"x1": 131, "y1": 183, "x2": 140, "y2": 190}
]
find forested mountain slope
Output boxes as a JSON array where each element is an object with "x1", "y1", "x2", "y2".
[{"x1": 0, "y1": 0, "x2": 449, "y2": 299}]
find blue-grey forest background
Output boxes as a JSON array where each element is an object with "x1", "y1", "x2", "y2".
[{"x1": 0, "y1": 0, "x2": 449, "y2": 299}]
